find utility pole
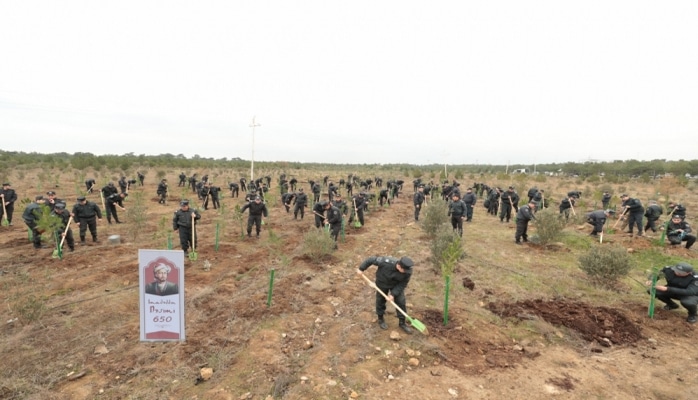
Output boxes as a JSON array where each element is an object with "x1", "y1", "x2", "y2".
[{"x1": 249, "y1": 116, "x2": 261, "y2": 182}]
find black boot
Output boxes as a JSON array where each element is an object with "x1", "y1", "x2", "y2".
[
  {"x1": 377, "y1": 317, "x2": 387, "y2": 330},
  {"x1": 398, "y1": 320, "x2": 413, "y2": 334}
]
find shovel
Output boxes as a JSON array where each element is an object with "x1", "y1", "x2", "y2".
[
  {"x1": 352, "y1": 199, "x2": 362, "y2": 228},
  {"x1": 188, "y1": 212, "x2": 198, "y2": 261},
  {"x1": 359, "y1": 273, "x2": 428, "y2": 334},
  {"x1": 1, "y1": 197, "x2": 8, "y2": 226},
  {"x1": 52, "y1": 217, "x2": 73, "y2": 258}
]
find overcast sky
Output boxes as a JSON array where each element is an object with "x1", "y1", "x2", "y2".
[{"x1": 1, "y1": 1, "x2": 696, "y2": 166}]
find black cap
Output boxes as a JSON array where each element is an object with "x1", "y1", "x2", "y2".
[
  {"x1": 77, "y1": 196, "x2": 86, "y2": 201},
  {"x1": 620, "y1": 193, "x2": 628, "y2": 197},
  {"x1": 180, "y1": 200, "x2": 189, "y2": 206},
  {"x1": 672, "y1": 263, "x2": 694, "y2": 274},
  {"x1": 508, "y1": 186, "x2": 514, "y2": 190},
  {"x1": 254, "y1": 196, "x2": 261, "y2": 201},
  {"x1": 399, "y1": 256, "x2": 414, "y2": 269},
  {"x1": 108, "y1": 182, "x2": 114, "y2": 186},
  {"x1": 54, "y1": 202, "x2": 66, "y2": 210},
  {"x1": 299, "y1": 188, "x2": 304, "y2": 191},
  {"x1": 2, "y1": 182, "x2": 10, "y2": 186},
  {"x1": 46, "y1": 191, "x2": 55, "y2": 195},
  {"x1": 35, "y1": 195, "x2": 44, "y2": 201}
]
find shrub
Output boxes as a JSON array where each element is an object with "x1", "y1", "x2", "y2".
[
  {"x1": 421, "y1": 199, "x2": 449, "y2": 238},
  {"x1": 301, "y1": 228, "x2": 335, "y2": 261},
  {"x1": 430, "y1": 224, "x2": 464, "y2": 275},
  {"x1": 530, "y1": 208, "x2": 565, "y2": 245},
  {"x1": 125, "y1": 191, "x2": 148, "y2": 242},
  {"x1": 578, "y1": 245, "x2": 631, "y2": 287}
]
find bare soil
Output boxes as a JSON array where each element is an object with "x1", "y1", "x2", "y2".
[{"x1": 1, "y1": 171, "x2": 697, "y2": 400}]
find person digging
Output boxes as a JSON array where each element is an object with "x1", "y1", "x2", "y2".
[
  {"x1": 357, "y1": 256, "x2": 415, "y2": 334},
  {"x1": 647, "y1": 262, "x2": 698, "y2": 324}
]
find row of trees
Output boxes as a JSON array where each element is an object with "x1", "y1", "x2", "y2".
[{"x1": 2, "y1": 150, "x2": 697, "y2": 179}]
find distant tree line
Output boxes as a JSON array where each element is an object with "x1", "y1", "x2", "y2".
[{"x1": 1, "y1": 150, "x2": 696, "y2": 179}]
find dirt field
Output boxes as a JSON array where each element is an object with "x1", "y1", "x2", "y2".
[{"x1": 1, "y1": 170, "x2": 697, "y2": 400}]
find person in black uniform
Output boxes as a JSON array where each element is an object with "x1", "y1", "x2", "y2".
[
  {"x1": 463, "y1": 187, "x2": 476, "y2": 222},
  {"x1": 559, "y1": 196, "x2": 576, "y2": 220},
  {"x1": 229, "y1": 182, "x2": 240, "y2": 198},
  {"x1": 499, "y1": 186, "x2": 518, "y2": 223},
  {"x1": 157, "y1": 179, "x2": 168, "y2": 205},
  {"x1": 357, "y1": 255, "x2": 415, "y2": 334},
  {"x1": 667, "y1": 201, "x2": 687, "y2": 220},
  {"x1": 585, "y1": 209, "x2": 614, "y2": 236},
  {"x1": 23, "y1": 196, "x2": 47, "y2": 248},
  {"x1": 601, "y1": 191, "x2": 612, "y2": 209},
  {"x1": 293, "y1": 188, "x2": 308, "y2": 220},
  {"x1": 324, "y1": 200, "x2": 342, "y2": 248},
  {"x1": 644, "y1": 200, "x2": 663, "y2": 233},
  {"x1": 515, "y1": 201, "x2": 536, "y2": 244},
  {"x1": 281, "y1": 192, "x2": 296, "y2": 213},
  {"x1": 313, "y1": 200, "x2": 327, "y2": 228},
  {"x1": 527, "y1": 186, "x2": 538, "y2": 203},
  {"x1": 172, "y1": 200, "x2": 201, "y2": 253},
  {"x1": 239, "y1": 177, "x2": 247, "y2": 193},
  {"x1": 666, "y1": 214, "x2": 696, "y2": 249},
  {"x1": 201, "y1": 183, "x2": 221, "y2": 210},
  {"x1": 620, "y1": 194, "x2": 644, "y2": 236},
  {"x1": 413, "y1": 185, "x2": 425, "y2": 221},
  {"x1": 350, "y1": 192, "x2": 366, "y2": 226},
  {"x1": 72, "y1": 196, "x2": 102, "y2": 244},
  {"x1": 1, "y1": 182, "x2": 18, "y2": 225},
  {"x1": 289, "y1": 177, "x2": 298, "y2": 192},
  {"x1": 311, "y1": 182, "x2": 322, "y2": 203},
  {"x1": 105, "y1": 192, "x2": 127, "y2": 224},
  {"x1": 332, "y1": 193, "x2": 348, "y2": 216},
  {"x1": 448, "y1": 193, "x2": 467, "y2": 237},
  {"x1": 178, "y1": 172, "x2": 187, "y2": 187},
  {"x1": 487, "y1": 187, "x2": 500, "y2": 216},
  {"x1": 378, "y1": 188, "x2": 390, "y2": 206},
  {"x1": 240, "y1": 196, "x2": 268, "y2": 238},
  {"x1": 102, "y1": 182, "x2": 118, "y2": 199},
  {"x1": 84, "y1": 178, "x2": 96, "y2": 193},
  {"x1": 188, "y1": 174, "x2": 198, "y2": 192},
  {"x1": 118, "y1": 176, "x2": 128, "y2": 193},
  {"x1": 52, "y1": 202, "x2": 75, "y2": 252},
  {"x1": 647, "y1": 263, "x2": 698, "y2": 324},
  {"x1": 137, "y1": 171, "x2": 145, "y2": 186},
  {"x1": 533, "y1": 189, "x2": 545, "y2": 211}
]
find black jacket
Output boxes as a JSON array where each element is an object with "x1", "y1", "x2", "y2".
[
  {"x1": 448, "y1": 200, "x2": 467, "y2": 217},
  {"x1": 644, "y1": 204, "x2": 663, "y2": 219},
  {"x1": 413, "y1": 192, "x2": 425, "y2": 206},
  {"x1": 106, "y1": 193, "x2": 124, "y2": 207},
  {"x1": 658, "y1": 266, "x2": 698, "y2": 298},
  {"x1": 1, "y1": 188, "x2": 17, "y2": 204},
  {"x1": 241, "y1": 201, "x2": 268, "y2": 217},
  {"x1": 326, "y1": 205, "x2": 342, "y2": 225},
  {"x1": 294, "y1": 192, "x2": 308, "y2": 206},
  {"x1": 463, "y1": 192, "x2": 476, "y2": 206},
  {"x1": 516, "y1": 205, "x2": 536, "y2": 222},
  {"x1": 173, "y1": 208, "x2": 201, "y2": 229},
  {"x1": 72, "y1": 202, "x2": 102, "y2": 219},
  {"x1": 359, "y1": 256, "x2": 412, "y2": 296}
]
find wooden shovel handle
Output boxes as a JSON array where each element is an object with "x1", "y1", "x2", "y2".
[{"x1": 359, "y1": 273, "x2": 410, "y2": 320}]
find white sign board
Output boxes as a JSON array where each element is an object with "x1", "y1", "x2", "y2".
[{"x1": 139, "y1": 250, "x2": 185, "y2": 341}]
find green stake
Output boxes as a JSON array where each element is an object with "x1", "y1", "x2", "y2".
[
  {"x1": 215, "y1": 222, "x2": 220, "y2": 252},
  {"x1": 443, "y1": 275, "x2": 451, "y2": 326},
  {"x1": 267, "y1": 268, "x2": 276, "y2": 307}
]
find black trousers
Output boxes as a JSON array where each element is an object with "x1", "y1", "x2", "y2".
[
  {"x1": 26, "y1": 222, "x2": 42, "y2": 248},
  {"x1": 294, "y1": 204, "x2": 305, "y2": 219},
  {"x1": 375, "y1": 283, "x2": 407, "y2": 321},
  {"x1": 627, "y1": 211, "x2": 643, "y2": 234},
  {"x1": 515, "y1": 220, "x2": 529, "y2": 242},
  {"x1": 465, "y1": 204, "x2": 474, "y2": 221},
  {"x1": 644, "y1": 217, "x2": 659, "y2": 233},
  {"x1": 247, "y1": 215, "x2": 262, "y2": 236},
  {"x1": 57, "y1": 228, "x2": 75, "y2": 250},
  {"x1": 1, "y1": 203, "x2": 13, "y2": 223},
  {"x1": 414, "y1": 204, "x2": 422, "y2": 221},
  {"x1": 451, "y1": 215, "x2": 464, "y2": 236},
  {"x1": 177, "y1": 227, "x2": 196, "y2": 252},
  {"x1": 655, "y1": 292, "x2": 698, "y2": 316},
  {"x1": 78, "y1": 216, "x2": 98, "y2": 241},
  {"x1": 106, "y1": 204, "x2": 120, "y2": 223}
]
